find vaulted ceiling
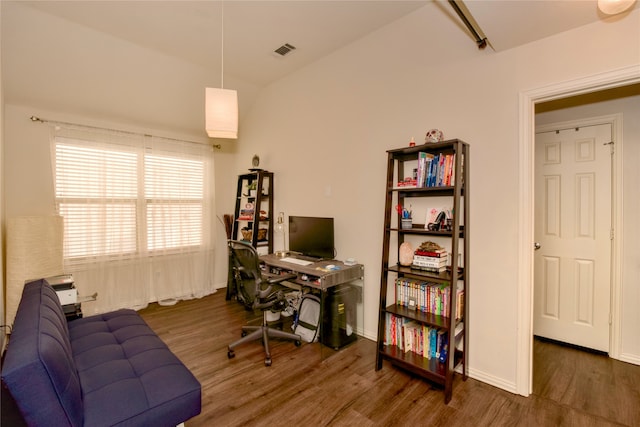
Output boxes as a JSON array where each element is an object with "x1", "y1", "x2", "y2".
[
  {"x1": 7, "y1": 1, "x2": 631, "y2": 89},
  {"x1": 3, "y1": 1, "x2": 637, "y2": 133}
]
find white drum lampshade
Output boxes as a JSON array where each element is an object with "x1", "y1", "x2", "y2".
[
  {"x1": 6, "y1": 216, "x2": 64, "y2": 325},
  {"x1": 598, "y1": 0, "x2": 636, "y2": 14},
  {"x1": 205, "y1": 87, "x2": 238, "y2": 139}
]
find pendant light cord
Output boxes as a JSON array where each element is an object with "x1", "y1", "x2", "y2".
[{"x1": 220, "y1": 1, "x2": 225, "y2": 89}]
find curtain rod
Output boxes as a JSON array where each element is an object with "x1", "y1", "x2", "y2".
[
  {"x1": 535, "y1": 122, "x2": 614, "y2": 144},
  {"x1": 535, "y1": 123, "x2": 609, "y2": 135},
  {"x1": 30, "y1": 116, "x2": 221, "y2": 150}
]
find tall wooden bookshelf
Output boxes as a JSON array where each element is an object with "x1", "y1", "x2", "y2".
[
  {"x1": 231, "y1": 170, "x2": 274, "y2": 253},
  {"x1": 375, "y1": 139, "x2": 469, "y2": 404}
]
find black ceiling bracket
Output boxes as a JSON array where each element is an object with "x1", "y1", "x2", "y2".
[{"x1": 449, "y1": 0, "x2": 488, "y2": 49}]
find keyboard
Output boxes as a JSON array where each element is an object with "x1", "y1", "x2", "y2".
[{"x1": 281, "y1": 257, "x2": 313, "y2": 266}]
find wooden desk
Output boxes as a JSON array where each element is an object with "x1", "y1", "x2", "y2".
[
  {"x1": 260, "y1": 254, "x2": 364, "y2": 351},
  {"x1": 260, "y1": 254, "x2": 364, "y2": 290}
]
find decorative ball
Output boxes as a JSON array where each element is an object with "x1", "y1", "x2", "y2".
[
  {"x1": 425, "y1": 129, "x2": 444, "y2": 143},
  {"x1": 399, "y1": 242, "x2": 414, "y2": 266}
]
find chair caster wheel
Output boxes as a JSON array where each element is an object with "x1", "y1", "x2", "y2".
[
  {"x1": 264, "y1": 358, "x2": 272, "y2": 367},
  {"x1": 228, "y1": 350, "x2": 235, "y2": 359},
  {"x1": 295, "y1": 340, "x2": 301, "y2": 347}
]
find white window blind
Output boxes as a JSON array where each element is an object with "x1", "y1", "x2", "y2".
[
  {"x1": 145, "y1": 153, "x2": 204, "y2": 250},
  {"x1": 54, "y1": 137, "x2": 206, "y2": 261},
  {"x1": 55, "y1": 140, "x2": 138, "y2": 258}
]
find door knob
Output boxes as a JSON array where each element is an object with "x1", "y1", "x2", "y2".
[{"x1": 534, "y1": 242, "x2": 541, "y2": 250}]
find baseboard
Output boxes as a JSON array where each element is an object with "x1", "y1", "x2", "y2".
[
  {"x1": 361, "y1": 330, "x2": 376, "y2": 341},
  {"x1": 467, "y1": 367, "x2": 518, "y2": 395},
  {"x1": 618, "y1": 352, "x2": 640, "y2": 366}
]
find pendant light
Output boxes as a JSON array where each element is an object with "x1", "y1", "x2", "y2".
[
  {"x1": 206, "y1": 1, "x2": 238, "y2": 139},
  {"x1": 598, "y1": 0, "x2": 636, "y2": 14}
]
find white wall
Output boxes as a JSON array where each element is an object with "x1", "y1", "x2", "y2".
[
  {"x1": 235, "y1": 4, "x2": 640, "y2": 392},
  {"x1": 536, "y1": 95, "x2": 640, "y2": 363}
]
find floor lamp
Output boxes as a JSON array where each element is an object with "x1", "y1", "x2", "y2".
[{"x1": 5, "y1": 216, "x2": 64, "y2": 326}]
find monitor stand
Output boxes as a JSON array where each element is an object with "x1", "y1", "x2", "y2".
[{"x1": 289, "y1": 252, "x2": 323, "y2": 262}]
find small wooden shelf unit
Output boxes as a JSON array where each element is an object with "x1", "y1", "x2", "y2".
[{"x1": 231, "y1": 170, "x2": 274, "y2": 253}]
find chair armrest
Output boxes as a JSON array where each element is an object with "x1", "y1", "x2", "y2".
[{"x1": 266, "y1": 272, "x2": 297, "y2": 284}]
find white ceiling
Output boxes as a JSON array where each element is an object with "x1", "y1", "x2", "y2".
[{"x1": 12, "y1": 0, "x2": 632, "y2": 89}]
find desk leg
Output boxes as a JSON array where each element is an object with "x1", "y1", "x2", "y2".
[{"x1": 226, "y1": 252, "x2": 235, "y2": 300}]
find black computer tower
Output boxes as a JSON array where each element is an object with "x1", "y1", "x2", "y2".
[{"x1": 322, "y1": 284, "x2": 357, "y2": 349}]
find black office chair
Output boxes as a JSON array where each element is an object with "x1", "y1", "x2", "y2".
[{"x1": 227, "y1": 240, "x2": 301, "y2": 366}]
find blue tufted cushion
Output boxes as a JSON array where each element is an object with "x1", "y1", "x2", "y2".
[{"x1": 68, "y1": 310, "x2": 202, "y2": 427}]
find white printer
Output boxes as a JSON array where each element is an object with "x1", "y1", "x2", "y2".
[{"x1": 45, "y1": 274, "x2": 77, "y2": 305}]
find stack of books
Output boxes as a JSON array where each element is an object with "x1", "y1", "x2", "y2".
[
  {"x1": 416, "y1": 152, "x2": 456, "y2": 188},
  {"x1": 238, "y1": 208, "x2": 254, "y2": 221},
  {"x1": 395, "y1": 278, "x2": 463, "y2": 319},
  {"x1": 384, "y1": 313, "x2": 449, "y2": 362},
  {"x1": 238, "y1": 202, "x2": 255, "y2": 221},
  {"x1": 412, "y1": 247, "x2": 448, "y2": 273}
]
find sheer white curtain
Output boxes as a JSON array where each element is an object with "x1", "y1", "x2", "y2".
[{"x1": 50, "y1": 124, "x2": 216, "y2": 315}]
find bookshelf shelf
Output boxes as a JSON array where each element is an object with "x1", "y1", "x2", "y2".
[
  {"x1": 387, "y1": 264, "x2": 464, "y2": 282},
  {"x1": 375, "y1": 139, "x2": 469, "y2": 404},
  {"x1": 380, "y1": 345, "x2": 464, "y2": 385},
  {"x1": 384, "y1": 304, "x2": 452, "y2": 330},
  {"x1": 389, "y1": 225, "x2": 461, "y2": 235}
]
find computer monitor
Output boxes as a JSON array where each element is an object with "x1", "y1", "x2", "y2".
[{"x1": 288, "y1": 216, "x2": 335, "y2": 260}]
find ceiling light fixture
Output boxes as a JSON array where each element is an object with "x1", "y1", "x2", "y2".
[
  {"x1": 206, "y1": 1, "x2": 238, "y2": 139},
  {"x1": 598, "y1": 0, "x2": 636, "y2": 14}
]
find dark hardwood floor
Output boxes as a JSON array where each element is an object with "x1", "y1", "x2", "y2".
[{"x1": 139, "y1": 291, "x2": 640, "y2": 427}]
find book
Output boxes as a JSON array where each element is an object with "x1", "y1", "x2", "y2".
[
  {"x1": 384, "y1": 313, "x2": 394, "y2": 346},
  {"x1": 437, "y1": 329, "x2": 448, "y2": 363},
  {"x1": 448, "y1": 154, "x2": 456, "y2": 186},
  {"x1": 403, "y1": 321, "x2": 420, "y2": 353},
  {"x1": 414, "y1": 249, "x2": 447, "y2": 258},
  {"x1": 422, "y1": 325, "x2": 431, "y2": 359},
  {"x1": 429, "y1": 328, "x2": 437, "y2": 358},
  {"x1": 413, "y1": 255, "x2": 448, "y2": 266},
  {"x1": 416, "y1": 152, "x2": 427, "y2": 188},
  {"x1": 412, "y1": 265, "x2": 447, "y2": 273},
  {"x1": 456, "y1": 289, "x2": 465, "y2": 320}
]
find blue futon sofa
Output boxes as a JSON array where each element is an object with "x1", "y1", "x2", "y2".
[{"x1": 1, "y1": 279, "x2": 201, "y2": 427}]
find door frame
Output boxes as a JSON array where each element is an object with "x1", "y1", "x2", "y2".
[
  {"x1": 516, "y1": 64, "x2": 640, "y2": 397},
  {"x1": 534, "y1": 115, "x2": 618, "y2": 351}
]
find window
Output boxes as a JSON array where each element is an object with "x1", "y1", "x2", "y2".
[
  {"x1": 54, "y1": 136, "x2": 207, "y2": 261},
  {"x1": 145, "y1": 153, "x2": 204, "y2": 250}
]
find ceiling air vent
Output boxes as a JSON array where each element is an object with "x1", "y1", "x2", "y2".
[{"x1": 274, "y1": 43, "x2": 296, "y2": 57}]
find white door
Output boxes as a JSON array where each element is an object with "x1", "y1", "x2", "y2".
[{"x1": 533, "y1": 123, "x2": 612, "y2": 352}]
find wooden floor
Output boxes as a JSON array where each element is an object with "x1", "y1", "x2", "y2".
[{"x1": 139, "y1": 291, "x2": 640, "y2": 427}]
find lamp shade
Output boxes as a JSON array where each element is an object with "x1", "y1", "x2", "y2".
[
  {"x1": 598, "y1": 0, "x2": 636, "y2": 14},
  {"x1": 6, "y1": 216, "x2": 64, "y2": 325},
  {"x1": 205, "y1": 87, "x2": 238, "y2": 139}
]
